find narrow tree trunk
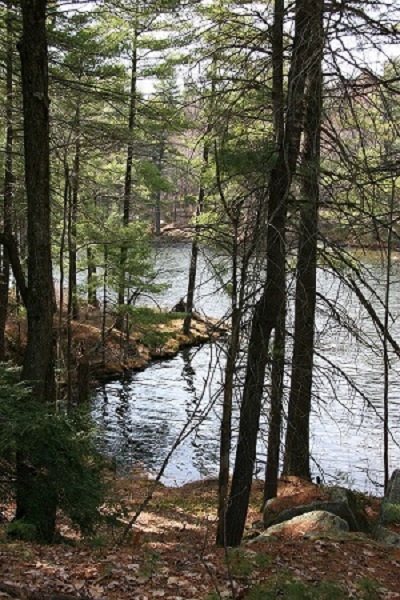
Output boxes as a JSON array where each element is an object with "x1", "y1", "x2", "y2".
[
  {"x1": 16, "y1": 0, "x2": 57, "y2": 542},
  {"x1": 216, "y1": 306, "x2": 240, "y2": 546},
  {"x1": 102, "y1": 245, "x2": 108, "y2": 365},
  {"x1": 69, "y1": 101, "x2": 81, "y2": 322},
  {"x1": 87, "y1": 246, "x2": 97, "y2": 307},
  {"x1": 183, "y1": 142, "x2": 209, "y2": 336},
  {"x1": 215, "y1": 142, "x2": 250, "y2": 545},
  {"x1": 283, "y1": 0, "x2": 324, "y2": 479},
  {"x1": 263, "y1": 0, "x2": 285, "y2": 505},
  {"x1": 383, "y1": 176, "x2": 395, "y2": 492},
  {"x1": 0, "y1": 0, "x2": 14, "y2": 361},
  {"x1": 154, "y1": 136, "x2": 165, "y2": 236},
  {"x1": 224, "y1": 0, "x2": 320, "y2": 547},
  {"x1": 264, "y1": 314, "x2": 285, "y2": 503},
  {"x1": 57, "y1": 163, "x2": 69, "y2": 403},
  {"x1": 117, "y1": 41, "x2": 137, "y2": 330},
  {"x1": 67, "y1": 181, "x2": 74, "y2": 409}
]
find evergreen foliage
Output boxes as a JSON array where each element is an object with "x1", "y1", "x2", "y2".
[{"x1": 0, "y1": 365, "x2": 105, "y2": 539}]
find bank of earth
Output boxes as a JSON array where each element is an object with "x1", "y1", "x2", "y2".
[{"x1": 4, "y1": 304, "x2": 227, "y2": 386}]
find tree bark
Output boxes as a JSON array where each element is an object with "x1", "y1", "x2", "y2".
[
  {"x1": 16, "y1": 0, "x2": 57, "y2": 542},
  {"x1": 87, "y1": 245, "x2": 97, "y2": 307},
  {"x1": 183, "y1": 142, "x2": 209, "y2": 336},
  {"x1": 154, "y1": 135, "x2": 165, "y2": 236},
  {"x1": 283, "y1": 0, "x2": 324, "y2": 480},
  {"x1": 117, "y1": 39, "x2": 137, "y2": 331},
  {"x1": 264, "y1": 314, "x2": 285, "y2": 504},
  {"x1": 263, "y1": 0, "x2": 285, "y2": 506},
  {"x1": 68, "y1": 100, "x2": 81, "y2": 322},
  {"x1": 224, "y1": 0, "x2": 322, "y2": 547}
]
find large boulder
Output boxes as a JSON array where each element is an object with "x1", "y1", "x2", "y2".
[
  {"x1": 379, "y1": 470, "x2": 400, "y2": 525},
  {"x1": 255, "y1": 510, "x2": 349, "y2": 541},
  {"x1": 263, "y1": 484, "x2": 370, "y2": 533},
  {"x1": 375, "y1": 525, "x2": 400, "y2": 546},
  {"x1": 385, "y1": 469, "x2": 400, "y2": 504}
]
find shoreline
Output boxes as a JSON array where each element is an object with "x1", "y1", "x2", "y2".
[{"x1": 5, "y1": 306, "x2": 228, "y2": 390}]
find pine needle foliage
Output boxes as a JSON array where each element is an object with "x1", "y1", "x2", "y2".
[{"x1": 0, "y1": 365, "x2": 106, "y2": 538}]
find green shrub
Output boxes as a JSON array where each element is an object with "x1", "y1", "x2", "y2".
[
  {"x1": 381, "y1": 502, "x2": 400, "y2": 525},
  {"x1": 6, "y1": 520, "x2": 37, "y2": 541},
  {"x1": 0, "y1": 364, "x2": 106, "y2": 539}
]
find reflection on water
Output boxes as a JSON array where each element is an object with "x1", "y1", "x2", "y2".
[
  {"x1": 93, "y1": 243, "x2": 400, "y2": 493},
  {"x1": 92, "y1": 344, "x2": 223, "y2": 483}
]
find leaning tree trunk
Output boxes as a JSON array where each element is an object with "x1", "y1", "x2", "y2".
[
  {"x1": 16, "y1": 0, "x2": 57, "y2": 543},
  {"x1": 223, "y1": 0, "x2": 321, "y2": 548},
  {"x1": 216, "y1": 218, "x2": 244, "y2": 545},
  {"x1": 0, "y1": 0, "x2": 14, "y2": 361},
  {"x1": 283, "y1": 0, "x2": 324, "y2": 480}
]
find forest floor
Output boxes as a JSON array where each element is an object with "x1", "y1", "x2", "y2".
[
  {"x1": 2, "y1": 308, "x2": 400, "y2": 598},
  {"x1": 0, "y1": 475, "x2": 399, "y2": 600}
]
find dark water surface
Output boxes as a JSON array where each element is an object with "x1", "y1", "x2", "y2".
[{"x1": 92, "y1": 243, "x2": 400, "y2": 493}]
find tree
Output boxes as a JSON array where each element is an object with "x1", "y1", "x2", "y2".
[
  {"x1": 15, "y1": 0, "x2": 56, "y2": 542},
  {"x1": 224, "y1": 0, "x2": 326, "y2": 547},
  {"x1": 263, "y1": 0, "x2": 285, "y2": 505},
  {"x1": 0, "y1": 0, "x2": 15, "y2": 360},
  {"x1": 283, "y1": 0, "x2": 324, "y2": 479}
]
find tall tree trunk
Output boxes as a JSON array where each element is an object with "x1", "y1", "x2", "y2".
[
  {"x1": 224, "y1": 0, "x2": 321, "y2": 547},
  {"x1": 16, "y1": 0, "x2": 57, "y2": 542},
  {"x1": 216, "y1": 214, "x2": 243, "y2": 545},
  {"x1": 57, "y1": 163, "x2": 69, "y2": 403},
  {"x1": 0, "y1": 0, "x2": 14, "y2": 361},
  {"x1": 263, "y1": 0, "x2": 285, "y2": 505},
  {"x1": 117, "y1": 40, "x2": 137, "y2": 330},
  {"x1": 283, "y1": 0, "x2": 324, "y2": 480},
  {"x1": 382, "y1": 175, "x2": 395, "y2": 492},
  {"x1": 102, "y1": 245, "x2": 108, "y2": 365},
  {"x1": 69, "y1": 100, "x2": 81, "y2": 322},
  {"x1": 215, "y1": 137, "x2": 253, "y2": 545}
]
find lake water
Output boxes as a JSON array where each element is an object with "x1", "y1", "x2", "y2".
[{"x1": 92, "y1": 242, "x2": 400, "y2": 494}]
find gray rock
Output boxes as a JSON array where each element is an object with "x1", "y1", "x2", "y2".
[
  {"x1": 375, "y1": 525, "x2": 400, "y2": 547},
  {"x1": 263, "y1": 499, "x2": 360, "y2": 531},
  {"x1": 251, "y1": 520, "x2": 264, "y2": 530},
  {"x1": 257, "y1": 511, "x2": 349, "y2": 541},
  {"x1": 385, "y1": 470, "x2": 400, "y2": 505},
  {"x1": 327, "y1": 486, "x2": 350, "y2": 504},
  {"x1": 379, "y1": 470, "x2": 400, "y2": 525}
]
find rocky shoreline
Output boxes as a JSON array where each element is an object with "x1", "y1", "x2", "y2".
[{"x1": 248, "y1": 472, "x2": 400, "y2": 549}]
